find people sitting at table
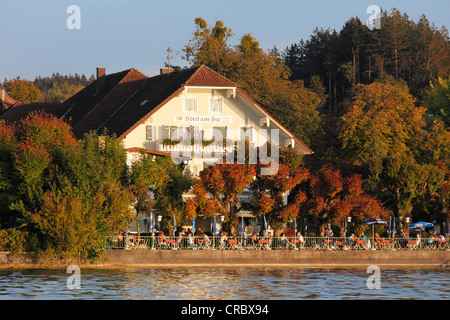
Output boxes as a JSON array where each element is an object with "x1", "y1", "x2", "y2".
[
  {"x1": 348, "y1": 233, "x2": 356, "y2": 248},
  {"x1": 375, "y1": 233, "x2": 382, "y2": 248},
  {"x1": 219, "y1": 231, "x2": 228, "y2": 249},
  {"x1": 187, "y1": 232, "x2": 194, "y2": 247},
  {"x1": 295, "y1": 231, "x2": 304, "y2": 249},
  {"x1": 360, "y1": 232, "x2": 367, "y2": 243},
  {"x1": 177, "y1": 229, "x2": 185, "y2": 247},
  {"x1": 251, "y1": 232, "x2": 258, "y2": 247},
  {"x1": 280, "y1": 233, "x2": 290, "y2": 248},
  {"x1": 203, "y1": 232, "x2": 210, "y2": 247}
]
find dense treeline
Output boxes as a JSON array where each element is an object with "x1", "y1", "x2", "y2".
[
  {"x1": 33, "y1": 72, "x2": 95, "y2": 94},
  {"x1": 1, "y1": 73, "x2": 94, "y2": 104},
  {"x1": 283, "y1": 8, "x2": 450, "y2": 112}
]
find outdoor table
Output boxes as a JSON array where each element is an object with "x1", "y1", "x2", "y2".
[
  {"x1": 128, "y1": 238, "x2": 147, "y2": 249},
  {"x1": 380, "y1": 239, "x2": 392, "y2": 249}
]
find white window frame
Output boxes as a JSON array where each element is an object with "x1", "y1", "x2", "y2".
[
  {"x1": 209, "y1": 96, "x2": 224, "y2": 114},
  {"x1": 146, "y1": 124, "x2": 164, "y2": 141},
  {"x1": 184, "y1": 96, "x2": 198, "y2": 113},
  {"x1": 146, "y1": 125, "x2": 153, "y2": 141},
  {"x1": 212, "y1": 126, "x2": 227, "y2": 141},
  {"x1": 240, "y1": 126, "x2": 254, "y2": 143}
]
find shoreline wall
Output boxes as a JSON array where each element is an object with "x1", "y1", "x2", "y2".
[{"x1": 1, "y1": 250, "x2": 450, "y2": 268}]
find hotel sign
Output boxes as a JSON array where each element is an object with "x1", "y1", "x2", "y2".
[{"x1": 173, "y1": 114, "x2": 233, "y2": 124}]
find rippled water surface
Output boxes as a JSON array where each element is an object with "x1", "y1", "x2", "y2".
[{"x1": 0, "y1": 267, "x2": 449, "y2": 300}]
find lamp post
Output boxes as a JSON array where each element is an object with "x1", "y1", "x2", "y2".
[
  {"x1": 405, "y1": 216, "x2": 410, "y2": 238},
  {"x1": 157, "y1": 214, "x2": 162, "y2": 231},
  {"x1": 346, "y1": 216, "x2": 352, "y2": 238}
]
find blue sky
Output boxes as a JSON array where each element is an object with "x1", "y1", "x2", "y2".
[{"x1": 1, "y1": 0, "x2": 448, "y2": 81}]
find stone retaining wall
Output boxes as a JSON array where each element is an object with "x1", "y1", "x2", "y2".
[
  {"x1": 1, "y1": 250, "x2": 449, "y2": 268},
  {"x1": 104, "y1": 250, "x2": 450, "y2": 268}
]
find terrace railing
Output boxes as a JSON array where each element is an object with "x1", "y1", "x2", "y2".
[{"x1": 103, "y1": 235, "x2": 450, "y2": 251}]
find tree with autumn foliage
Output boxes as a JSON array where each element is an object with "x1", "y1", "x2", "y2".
[
  {"x1": 185, "y1": 162, "x2": 255, "y2": 233},
  {"x1": 246, "y1": 146, "x2": 309, "y2": 232},
  {"x1": 3, "y1": 78, "x2": 44, "y2": 102},
  {"x1": 339, "y1": 79, "x2": 447, "y2": 234},
  {"x1": 303, "y1": 166, "x2": 388, "y2": 235}
]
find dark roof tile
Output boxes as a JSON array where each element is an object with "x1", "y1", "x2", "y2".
[{"x1": 0, "y1": 102, "x2": 71, "y2": 124}]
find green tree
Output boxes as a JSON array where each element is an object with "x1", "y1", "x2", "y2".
[
  {"x1": 425, "y1": 76, "x2": 450, "y2": 126},
  {"x1": 129, "y1": 153, "x2": 193, "y2": 236},
  {"x1": 0, "y1": 114, "x2": 134, "y2": 260},
  {"x1": 44, "y1": 82, "x2": 84, "y2": 103}
]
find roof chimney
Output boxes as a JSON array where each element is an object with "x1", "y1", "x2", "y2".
[
  {"x1": 96, "y1": 68, "x2": 106, "y2": 94},
  {"x1": 160, "y1": 68, "x2": 174, "y2": 75},
  {"x1": 0, "y1": 87, "x2": 5, "y2": 102}
]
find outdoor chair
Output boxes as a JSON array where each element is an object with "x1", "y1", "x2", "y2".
[
  {"x1": 125, "y1": 237, "x2": 147, "y2": 250},
  {"x1": 165, "y1": 238, "x2": 178, "y2": 250},
  {"x1": 379, "y1": 239, "x2": 395, "y2": 250},
  {"x1": 248, "y1": 238, "x2": 259, "y2": 250},
  {"x1": 197, "y1": 238, "x2": 211, "y2": 250},
  {"x1": 218, "y1": 237, "x2": 227, "y2": 250},
  {"x1": 355, "y1": 239, "x2": 368, "y2": 250},
  {"x1": 323, "y1": 239, "x2": 334, "y2": 250},
  {"x1": 276, "y1": 237, "x2": 291, "y2": 250},
  {"x1": 258, "y1": 238, "x2": 271, "y2": 250},
  {"x1": 290, "y1": 238, "x2": 304, "y2": 250},
  {"x1": 226, "y1": 238, "x2": 241, "y2": 250},
  {"x1": 156, "y1": 236, "x2": 170, "y2": 249},
  {"x1": 406, "y1": 240, "x2": 419, "y2": 250},
  {"x1": 437, "y1": 240, "x2": 449, "y2": 250},
  {"x1": 335, "y1": 240, "x2": 345, "y2": 250},
  {"x1": 424, "y1": 238, "x2": 436, "y2": 250}
]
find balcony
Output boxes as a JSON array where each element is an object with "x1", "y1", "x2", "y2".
[{"x1": 145, "y1": 139, "x2": 256, "y2": 159}]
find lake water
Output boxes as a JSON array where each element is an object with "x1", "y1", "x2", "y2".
[{"x1": 0, "y1": 267, "x2": 449, "y2": 300}]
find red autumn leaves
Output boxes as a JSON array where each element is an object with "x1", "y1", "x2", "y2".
[{"x1": 184, "y1": 155, "x2": 386, "y2": 231}]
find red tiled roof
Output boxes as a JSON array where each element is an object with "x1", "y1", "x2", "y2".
[{"x1": 184, "y1": 65, "x2": 237, "y2": 87}]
